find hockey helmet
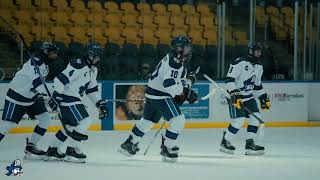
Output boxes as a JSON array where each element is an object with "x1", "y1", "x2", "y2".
[
  {"x1": 248, "y1": 42, "x2": 262, "y2": 56},
  {"x1": 84, "y1": 42, "x2": 103, "y2": 66},
  {"x1": 171, "y1": 36, "x2": 192, "y2": 63},
  {"x1": 40, "y1": 42, "x2": 58, "y2": 63}
]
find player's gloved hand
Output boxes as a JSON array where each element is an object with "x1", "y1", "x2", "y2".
[
  {"x1": 48, "y1": 91, "x2": 62, "y2": 111},
  {"x1": 174, "y1": 87, "x2": 189, "y2": 105},
  {"x1": 174, "y1": 87, "x2": 198, "y2": 105},
  {"x1": 187, "y1": 72, "x2": 197, "y2": 85},
  {"x1": 35, "y1": 93, "x2": 47, "y2": 102},
  {"x1": 230, "y1": 89, "x2": 243, "y2": 109},
  {"x1": 186, "y1": 89, "x2": 198, "y2": 104},
  {"x1": 96, "y1": 100, "x2": 108, "y2": 119},
  {"x1": 259, "y1": 93, "x2": 271, "y2": 111}
]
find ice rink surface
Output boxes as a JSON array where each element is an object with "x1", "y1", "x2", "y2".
[{"x1": 0, "y1": 127, "x2": 319, "y2": 180}]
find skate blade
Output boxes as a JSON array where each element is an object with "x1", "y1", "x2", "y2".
[
  {"x1": 245, "y1": 150, "x2": 265, "y2": 156},
  {"x1": 64, "y1": 156, "x2": 86, "y2": 163},
  {"x1": 117, "y1": 148, "x2": 134, "y2": 157},
  {"x1": 162, "y1": 156, "x2": 178, "y2": 163},
  {"x1": 219, "y1": 147, "x2": 235, "y2": 154},
  {"x1": 43, "y1": 156, "x2": 65, "y2": 161},
  {"x1": 24, "y1": 152, "x2": 44, "y2": 160}
]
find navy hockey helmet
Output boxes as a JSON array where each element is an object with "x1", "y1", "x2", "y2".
[
  {"x1": 248, "y1": 42, "x2": 263, "y2": 61},
  {"x1": 84, "y1": 42, "x2": 103, "y2": 66},
  {"x1": 171, "y1": 36, "x2": 192, "y2": 63},
  {"x1": 41, "y1": 42, "x2": 58, "y2": 54},
  {"x1": 40, "y1": 42, "x2": 58, "y2": 63},
  {"x1": 248, "y1": 42, "x2": 262, "y2": 55}
]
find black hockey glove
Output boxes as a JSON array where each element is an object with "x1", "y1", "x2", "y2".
[
  {"x1": 229, "y1": 89, "x2": 243, "y2": 109},
  {"x1": 187, "y1": 72, "x2": 197, "y2": 85},
  {"x1": 186, "y1": 89, "x2": 198, "y2": 104},
  {"x1": 48, "y1": 91, "x2": 63, "y2": 111},
  {"x1": 174, "y1": 88, "x2": 198, "y2": 105},
  {"x1": 96, "y1": 100, "x2": 108, "y2": 119},
  {"x1": 174, "y1": 87, "x2": 189, "y2": 105},
  {"x1": 259, "y1": 93, "x2": 271, "y2": 111}
]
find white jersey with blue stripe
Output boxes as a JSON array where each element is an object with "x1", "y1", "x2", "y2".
[
  {"x1": 145, "y1": 53, "x2": 187, "y2": 100},
  {"x1": 5, "y1": 58, "x2": 49, "y2": 106},
  {"x1": 225, "y1": 57, "x2": 265, "y2": 100},
  {"x1": 53, "y1": 59, "x2": 100, "y2": 106}
]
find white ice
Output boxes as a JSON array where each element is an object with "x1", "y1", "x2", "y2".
[{"x1": 0, "y1": 127, "x2": 319, "y2": 180}]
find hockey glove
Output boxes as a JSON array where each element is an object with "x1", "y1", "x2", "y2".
[
  {"x1": 186, "y1": 89, "x2": 198, "y2": 104},
  {"x1": 174, "y1": 87, "x2": 189, "y2": 105},
  {"x1": 187, "y1": 72, "x2": 197, "y2": 85},
  {"x1": 174, "y1": 88, "x2": 198, "y2": 105},
  {"x1": 230, "y1": 89, "x2": 243, "y2": 109},
  {"x1": 259, "y1": 94, "x2": 271, "y2": 111},
  {"x1": 48, "y1": 91, "x2": 63, "y2": 111},
  {"x1": 96, "y1": 100, "x2": 108, "y2": 119}
]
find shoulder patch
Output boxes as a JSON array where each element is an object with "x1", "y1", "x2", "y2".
[
  {"x1": 231, "y1": 57, "x2": 246, "y2": 65},
  {"x1": 70, "y1": 59, "x2": 86, "y2": 69}
]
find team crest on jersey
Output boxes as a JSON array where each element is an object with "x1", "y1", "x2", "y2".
[{"x1": 245, "y1": 65, "x2": 249, "y2": 71}]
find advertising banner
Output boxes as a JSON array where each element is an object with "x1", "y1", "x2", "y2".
[{"x1": 113, "y1": 83, "x2": 210, "y2": 124}]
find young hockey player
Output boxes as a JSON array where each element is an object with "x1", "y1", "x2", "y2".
[
  {"x1": 0, "y1": 42, "x2": 58, "y2": 159},
  {"x1": 118, "y1": 36, "x2": 198, "y2": 162},
  {"x1": 220, "y1": 42, "x2": 271, "y2": 155},
  {"x1": 46, "y1": 42, "x2": 108, "y2": 163}
]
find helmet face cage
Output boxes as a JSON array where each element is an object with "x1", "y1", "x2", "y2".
[
  {"x1": 41, "y1": 42, "x2": 58, "y2": 55},
  {"x1": 248, "y1": 42, "x2": 262, "y2": 58},
  {"x1": 86, "y1": 42, "x2": 103, "y2": 65},
  {"x1": 171, "y1": 36, "x2": 192, "y2": 63}
]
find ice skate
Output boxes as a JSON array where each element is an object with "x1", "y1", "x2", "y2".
[
  {"x1": 24, "y1": 138, "x2": 46, "y2": 160},
  {"x1": 220, "y1": 131, "x2": 236, "y2": 154},
  {"x1": 118, "y1": 135, "x2": 140, "y2": 156},
  {"x1": 44, "y1": 147, "x2": 66, "y2": 161},
  {"x1": 245, "y1": 139, "x2": 265, "y2": 155},
  {"x1": 160, "y1": 135, "x2": 179, "y2": 163},
  {"x1": 64, "y1": 146, "x2": 86, "y2": 163}
]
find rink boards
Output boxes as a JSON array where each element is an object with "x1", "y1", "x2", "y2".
[{"x1": 1, "y1": 81, "x2": 320, "y2": 133}]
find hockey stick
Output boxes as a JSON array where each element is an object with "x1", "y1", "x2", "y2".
[
  {"x1": 105, "y1": 91, "x2": 215, "y2": 103},
  {"x1": 203, "y1": 74, "x2": 265, "y2": 124},
  {"x1": 143, "y1": 120, "x2": 166, "y2": 155},
  {"x1": 143, "y1": 67, "x2": 201, "y2": 155},
  {"x1": 0, "y1": 17, "x2": 87, "y2": 141}
]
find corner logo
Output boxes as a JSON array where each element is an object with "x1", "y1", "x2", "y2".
[{"x1": 5, "y1": 159, "x2": 23, "y2": 176}]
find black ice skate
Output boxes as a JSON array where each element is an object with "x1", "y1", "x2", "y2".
[
  {"x1": 118, "y1": 135, "x2": 140, "y2": 156},
  {"x1": 64, "y1": 146, "x2": 87, "y2": 163},
  {"x1": 220, "y1": 131, "x2": 236, "y2": 154},
  {"x1": 24, "y1": 138, "x2": 46, "y2": 160},
  {"x1": 44, "y1": 147, "x2": 66, "y2": 161},
  {"x1": 160, "y1": 135, "x2": 179, "y2": 163},
  {"x1": 245, "y1": 139, "x2": 265, "y2": 155}
]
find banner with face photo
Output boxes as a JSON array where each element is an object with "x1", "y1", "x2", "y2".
[{"x1": 113, "y1": 83, "x2": 210, "y2": 124}]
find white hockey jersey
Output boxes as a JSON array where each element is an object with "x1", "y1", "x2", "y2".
[
  {"x1": 53, "y1": 59, "x2": 100, "y2": 106},
  {"x1": 225, "y1": 57, "x2": 265, "y2": 100},
  {"x1": 6, "y1": 58, "x2": 49, "y2": 106},
  {"x1": 145, "y1": 53, "x2": 188, "y2": 99}
]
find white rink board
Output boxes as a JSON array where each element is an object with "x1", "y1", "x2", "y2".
[
  {"x1": 0, "y1": 82, "x2": 318, "y2": 124},
  {"x1": 210, "y1": 82, "x2": 309, "y2": 122}
]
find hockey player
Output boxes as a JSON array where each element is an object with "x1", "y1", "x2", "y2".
[
  {"x1": 0, "y1": 42, "x2": 58, "y2": 159},
  {"x1": 220, "y1": 43, "x2": 271, "y2": 155},
  {"x1": 46, "y1": 42, "x2": 108, "y2": 163},
  {"x1": 118, "y1": 36, "x2": 198, "y2": 162}
]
